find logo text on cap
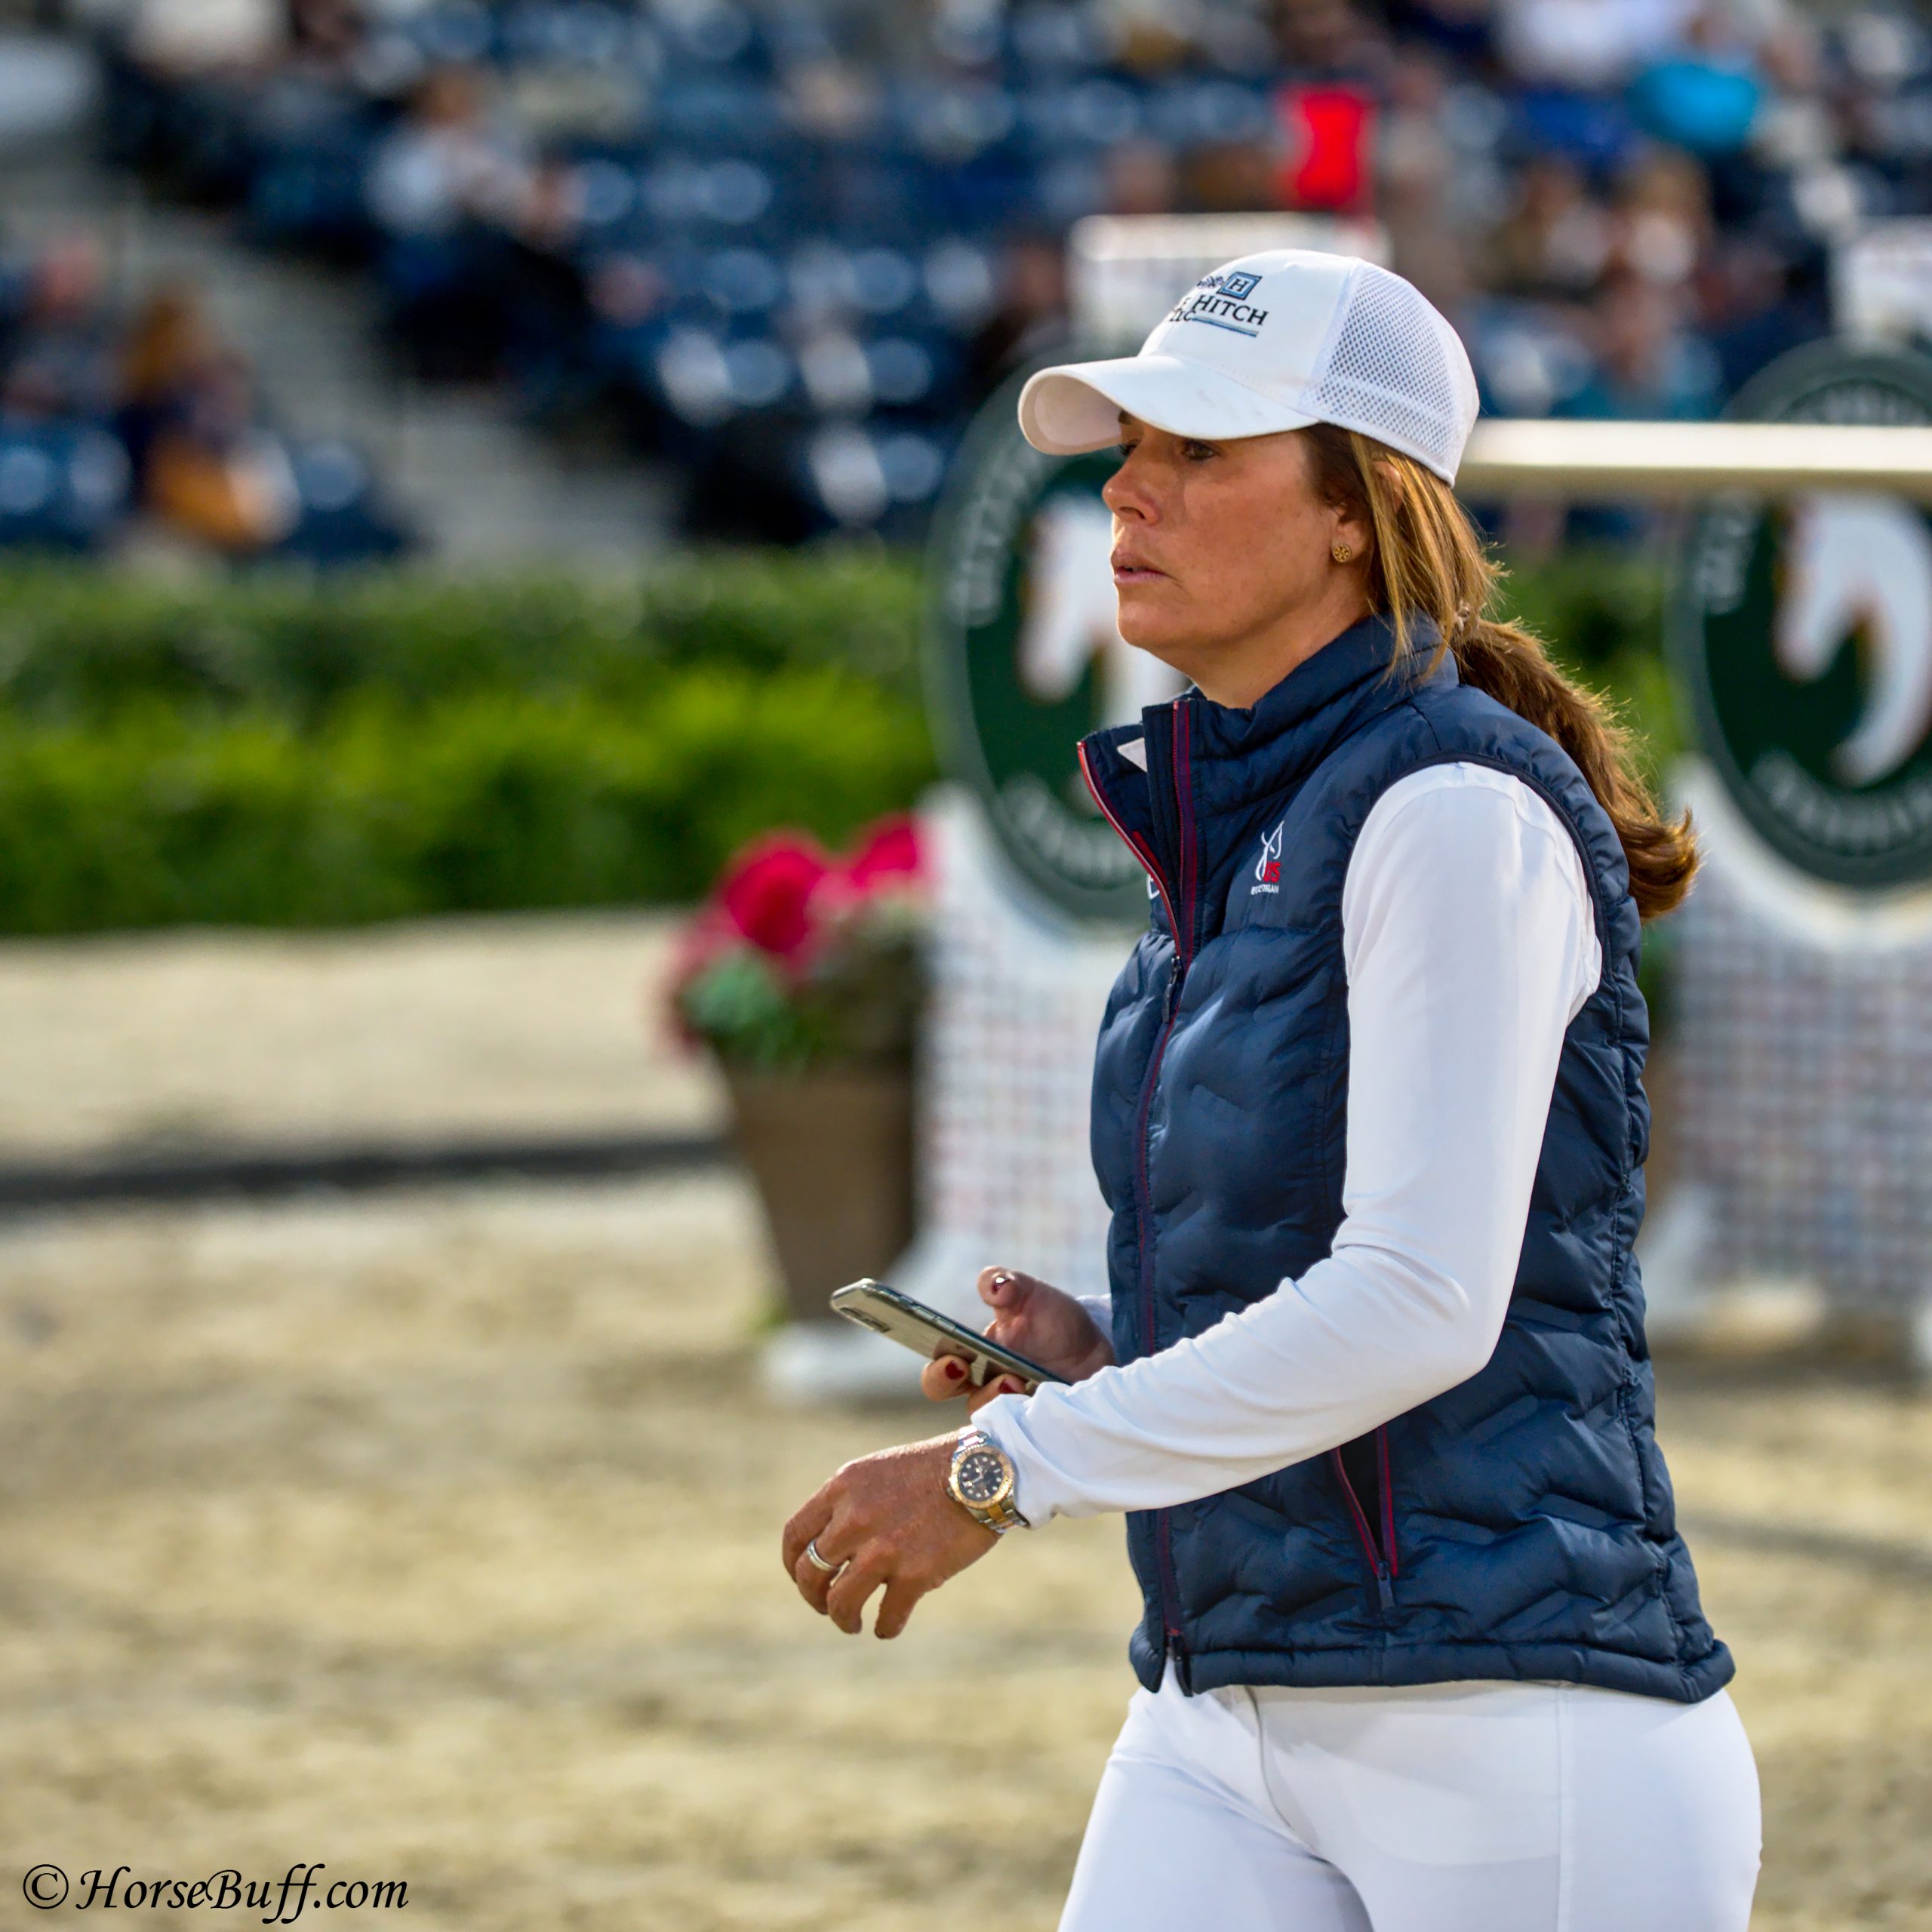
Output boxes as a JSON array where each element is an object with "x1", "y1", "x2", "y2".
[{"x1": 1168, "y1": 271, "x2": 1270, "y2": 338}]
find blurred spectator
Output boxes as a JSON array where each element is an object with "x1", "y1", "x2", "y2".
[
  {"x1": 0, "y1": 232, "x2": 115, "y2": 422},
  {"x1": 115, "y1": 282, "x2": 220, "y2": 494},
  {"x1": 1487, "y1": 154, "x2": 1612, "y2": 299},
  {"x1": 968, "y1": 235, "x2": 1067, "y2": 392},
  {"x1": 1697, "y1": 235, "x2": 1828, "y2": 393},
  {"x1": 1273, "y1": 0, "x2": 1390, "y2": 78},
  {"x1": 366, "y1": 68, "x2": 532, "y2": 244},
  {"x1": 494, "y1": 155, "x2": 596, "y2": 418},
  {"x1": 1605, "y1": 147, "x2": 1713, "y2": 288},
  {"x1": 1629, "y1": 7, "x2": 1766, "y2": 158},
  {"x1": 366, "y1": 65, "x2": 534, "y2": 377},
  {"x1": 288, "y1": 0, "x2": 365, "y2": 67},
  {"x1": 1552, "y1": 269, "x2": 1721, "y2": 543},
  {"x1": 1560, "y1": 270, "x2": 1721, "y2": 419},
  {"x1": 143, "y1": 350, "x2": 301, "y2": 554},
  {"x1": 1378, "y1": 48, "x2": 1505, "y2": 266},
  {"x1": 115, "y1": 286, "x2": 320, "y2": 554}
]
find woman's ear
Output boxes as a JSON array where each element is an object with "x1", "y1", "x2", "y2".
[
  {"x1": 1331, "y1": 498, "x2": 1372, "y2": 565},
  {"x1": 1339, "y1": 457, "x2": 1411, "y2": 568}
]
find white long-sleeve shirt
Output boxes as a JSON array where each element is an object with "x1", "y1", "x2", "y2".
[{"x1": 973, "y1": 761, "x2": 1604, "y2": 1526}]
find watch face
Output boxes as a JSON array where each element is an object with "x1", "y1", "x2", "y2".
[{"x1": 955, "y1": 1448, "x2": 1011, "y2": 1506}]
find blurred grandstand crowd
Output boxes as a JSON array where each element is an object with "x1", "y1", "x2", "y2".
[
  {"x1": 23, "y1": 0, "x2": 1932, "y2": 548},
  {"x1": 0, "y1": 223, "x2": 411, "y2": 558}
]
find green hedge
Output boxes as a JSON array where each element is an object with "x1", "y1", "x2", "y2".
[
  {"x1": 0, "y1": 552, "x2": 927, "y2": 724},
  {"x1": 0, "y1": 672, "x2": 934, "y2": 933},
  {"x1": 0, "y1": 552, "x2": 1677, "y2": 935}
]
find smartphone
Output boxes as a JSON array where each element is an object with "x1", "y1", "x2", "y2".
[{"x1": 829, "y1": 1278, "x2": 1069, "y2": 1391}]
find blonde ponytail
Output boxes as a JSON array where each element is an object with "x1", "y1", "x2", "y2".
[{"x1": 1303, "y1": 422, "x2": 1698, "y2": 921}]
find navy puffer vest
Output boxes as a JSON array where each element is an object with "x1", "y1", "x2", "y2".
[{"x1": 1079, "y1": 611, "x2": 1734, "y2": 1705}]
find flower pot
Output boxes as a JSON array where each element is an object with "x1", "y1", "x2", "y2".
[{"x1": 723, "y1": 1065, "x2": 916, "y2": 1329}]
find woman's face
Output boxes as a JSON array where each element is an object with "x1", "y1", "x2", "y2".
[{"x1": 1102, "y1": 416, "x2": 1371, "y2": 705}]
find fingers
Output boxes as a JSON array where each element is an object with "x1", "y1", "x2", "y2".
[
  {"x1": 922, "y1": 1352, "x2": 1027, "y2": 1410},
  {"x1": 919, "y1": 1352, "x2": 974, "y2": 1402},
  {"x1": 874, "y1": 1574, "x2": 927, "y2": 1641},
  {"x1": 780, "y1": 1487, "x2": 835, "y2": 1580},
  {"x1": 824, "y1": 1552, "x2": 891, "y2": 1635},
  {"x1": 964, "y1": 1374, "x2": 1028, "y2": 1417},
  {"x1": 977, "y1": 1265, "x2": 1042, "y2": 1312},
  {"x1": 807, "y1": 1545, "x2": 930, "y2": 1638},
  {"x1": 790, "y1": 1520, "x2": 851, "y2": 1614}
]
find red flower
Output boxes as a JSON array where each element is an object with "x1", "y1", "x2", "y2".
[
  {"x1": 845, "y1": 813, "x2": 924, "y2": 890},
  {"x1": 660, "y1": 811, "x2": 931, "y2": 1061},
  {"x1": 718, "y1": 832, "x2": 832, "y2": 958}
]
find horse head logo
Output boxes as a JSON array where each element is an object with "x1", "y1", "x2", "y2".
[
  {"x1": 1255, "y1": 822, "x2": 1284, "y2": 883},
  {"x1": 1774, "y1": 492, "x2": 1932, "y2": 789}
]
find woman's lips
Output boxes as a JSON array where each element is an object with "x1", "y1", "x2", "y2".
[{"x1": 1111, "y1": 555, "x2": 1166, "y2": 585}]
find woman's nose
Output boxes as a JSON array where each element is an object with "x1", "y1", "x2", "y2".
[{"x1": 1102, "y1": 454, "x2": 1155, "y2": 522}]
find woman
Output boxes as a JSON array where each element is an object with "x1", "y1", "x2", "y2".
[{"x1": 781, "y1": 251, "x2": 1761, "y2": 1930}]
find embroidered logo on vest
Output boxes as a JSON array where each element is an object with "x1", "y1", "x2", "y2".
[{"x1": 1254, "y1": 822, "x2": 1284, "y2": 892}]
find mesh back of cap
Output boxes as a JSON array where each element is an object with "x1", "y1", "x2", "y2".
[{"x1": 1309, "y1": 265, "x2": 1475, "y2": 479}]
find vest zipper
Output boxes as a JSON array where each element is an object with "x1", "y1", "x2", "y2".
[
  {"x1": 1150, "y1": 706, "x2": 1197, "y2": 1681},
  {"x1": 1329, "y1": 1423, "x2": 1399, "y2": 1612},
  {"x1": 1077, "y1": 714, "x2": 1197, "y2": 1685},
  {"x1": 1121, "y1": 946, "x2": 1191, "y2": 1682}
]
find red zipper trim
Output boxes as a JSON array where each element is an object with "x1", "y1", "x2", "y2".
[
  {"x1": 1329, "y1": 1445, "x2": 1395, "y2": 1611},
  {"x1": 1171, "y1": 703, "x2": 1195, "y2": 964},
  {"x1": 1330, "y1": 1449, "x2": 1383, "y2": 1567},
  {"x1": 1078, "y1": 735, "x2": 1181, "y2": 1361},
  {"x1": 1377, "y1": 1424, "x2": 1399, "y2": 1578},
  {"x1": 1077, "y1": 740, "x2": 1178, "y2": 947}
]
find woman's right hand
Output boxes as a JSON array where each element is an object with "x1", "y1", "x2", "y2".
[{"x1": 919, "y1": 1266, "x2": 1115, "y2": 1415}]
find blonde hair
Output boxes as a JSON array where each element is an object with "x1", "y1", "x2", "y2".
[{"x1": 1303, "y1": 422, "x2": 1697, "y2": 921}]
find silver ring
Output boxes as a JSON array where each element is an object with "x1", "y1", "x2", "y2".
[{"x1": 804, "y1": 1538, "x2": 841, "y2": 1575}]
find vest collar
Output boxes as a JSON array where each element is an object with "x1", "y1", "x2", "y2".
[{"x1": 1078, "y1": 611, "x2": 1455, "y2": 959}]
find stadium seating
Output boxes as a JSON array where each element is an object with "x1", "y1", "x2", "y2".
[{"x1": 79, "y1": 0, "x2": 1932, "y2": 544}]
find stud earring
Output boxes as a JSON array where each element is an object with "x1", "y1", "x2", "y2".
[{"x1": 1331, "y1": 542, "x2": 1352, "y2": 563}]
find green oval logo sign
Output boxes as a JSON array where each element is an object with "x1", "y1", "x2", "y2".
[
  {"x1": 1673, "y1": 343, "x2": 1932, "y2": 891},
  {"x1": 924, "y1": 361, "x2": 1183, "y2": 923}
]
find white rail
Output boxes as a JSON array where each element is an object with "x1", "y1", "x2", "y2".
[{"x1": 1458, "y1": 419, "x2": 1932, "y2": 500}]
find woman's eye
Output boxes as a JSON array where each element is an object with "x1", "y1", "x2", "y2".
[
  {"x1": 1115, "y1": 441, "x2": 1139, "y2": 459},
  {"x1": 1181, "y1": 440, "x2": 1219, "y2": 463}
]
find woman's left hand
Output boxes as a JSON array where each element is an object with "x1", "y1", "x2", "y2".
[{"x1": 782, "y1": 1433, "x2": 998, "y2": 1638}]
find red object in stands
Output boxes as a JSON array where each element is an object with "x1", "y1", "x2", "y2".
[{"x1": 1275, "y1": 85, "x2": 1378, "y2": 213}]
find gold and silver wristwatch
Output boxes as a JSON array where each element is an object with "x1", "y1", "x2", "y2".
[{"x1": 946, "y1": 1425, "x2": 1030, "y2": 1534}]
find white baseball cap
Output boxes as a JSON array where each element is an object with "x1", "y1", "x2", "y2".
[{"x1": 1017, "y1": 249, "x2": 1481, "y2": 485}]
